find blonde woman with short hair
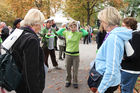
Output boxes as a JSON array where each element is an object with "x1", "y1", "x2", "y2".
[
  {"x1": 89, "y1": 7, "x2": 132, "y2": 93},
  {"x1": 11, "y1": 8, "x2": 45, "y2": 93}
]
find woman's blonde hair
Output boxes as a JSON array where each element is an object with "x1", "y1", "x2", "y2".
[
  {"x1": 21, "y1": 8, "x2": 45, "y2": 27},
  {"x1": 98, "y1": 6, "x2": 121, "y2": 26},
  {"x1": 99, "y1": 23, "x2": 104, "y2": 32}
]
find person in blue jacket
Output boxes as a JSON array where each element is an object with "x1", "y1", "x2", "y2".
[{"x1": 90, "y1": 7, "x2": 132, "y2": 93}]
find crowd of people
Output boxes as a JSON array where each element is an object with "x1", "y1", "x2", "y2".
[{"x1": 0, "y1": 6, "x2": 139, "y2": 93}]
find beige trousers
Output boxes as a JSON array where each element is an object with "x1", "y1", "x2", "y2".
[{"x1": 65, "y1": 55, "x2": 80, "y2": 84}]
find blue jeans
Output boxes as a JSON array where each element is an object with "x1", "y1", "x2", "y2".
[{"x1": 121, "y1": 70, "x2": 139, "y2": 93}]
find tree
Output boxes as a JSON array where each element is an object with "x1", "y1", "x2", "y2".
[
  {"x1": 50, "y1": 0, "x2": 62, "y2": 15},
  {"x1": 121, "y1": 0, "x2": 140, "y2": 17},
  {"x1": 5, "y1": 0, "x2": 62, "y2": 19},
  {"x1": 82, "y1": 0, "x2": 104, "y2": 25},
  {"x1": 34, "y1": 0, "x2": 51, "y2": 18},
  {"x1": 6, "y1": 0, "x2": 35, "y2": 18},
  {"x1": 64, "y1": 0, "x2": 131, "y2": 26},
  {"x1": 0, "y1": 0, "x2": 16, "y2": 26},
  {"x1": 107, "y1": 0, "x2": 125, "y2": 9},
  {"x1": 64, "y1": 0, "x2": 104, "y2": 26}
]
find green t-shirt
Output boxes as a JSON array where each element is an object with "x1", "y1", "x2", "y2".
[
  {"x1": 0, "y1": 37, "x2": 2, "y2": 43},
  {"x1": 40, "y1": 27, "x2": 56, "y2": 42},
  {"x1": 57, "y1": 28, "x2": 88, "y2": 56}
]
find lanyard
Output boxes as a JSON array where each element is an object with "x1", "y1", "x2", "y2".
[{"x1": 103, "y1": 32, "x2": 110, "y2": 42}]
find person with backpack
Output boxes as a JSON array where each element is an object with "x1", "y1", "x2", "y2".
[
  {"x1": 11, "y1": 8, "x2": 45, "y2": 93},
  {"x1": 121, "y1": 17, "x2": 140, "y2": 93}
]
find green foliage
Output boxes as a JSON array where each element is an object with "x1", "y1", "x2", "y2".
[
  {"x1": 0, "y1": 0, "x2": 62, "y2": 26},
  {"x1": 121, "y1": 0, "x2": 140, "y2": 17},
  {"x1": 63, "y1": 0, "x2": 104, "y2": 26},
  {"x1": 0, "y1": 0, "x2": 16, "y2": 26}
]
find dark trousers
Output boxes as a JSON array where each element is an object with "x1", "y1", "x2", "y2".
[
  {"x1": 59, "y1": 45, "x2": 65, "y2": 59},
  {"x1": 83, "y1": 35, "x2": 89, "y2": 44},
  {"x1": 43, "y1": 46, "x2": 58, "y2": 67},
  {"x1": 105, "y1": 85, "x2": 118, "y2": 93},
  {"x1": 54, "y1": 36, "x2": 58, "y2": 50}
]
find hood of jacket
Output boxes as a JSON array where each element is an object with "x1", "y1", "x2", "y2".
[{"x1": 110, "y1": 27, "x2": 132, "y2": 41}]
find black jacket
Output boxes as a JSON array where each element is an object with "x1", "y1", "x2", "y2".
[
  {"x1": 96, "y1": 31, "x2": 106, "y2": 49},
  {"x1": 1, "y1": 26, "x2": 9, "y2": 41},
  {"x1": 121, "y1": 31, "x2": 140, "y2": 71},
  {"x1": 12, "y1": 27, "x2": 45, "y2": 93}
]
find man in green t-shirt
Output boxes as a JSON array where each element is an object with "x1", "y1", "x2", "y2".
[
  {"x1": 40, "y1": 19, "x2": 58, "y2": 69},
  {"x1": 57, "y1": 21, "x2": 88, "y2": 88}
]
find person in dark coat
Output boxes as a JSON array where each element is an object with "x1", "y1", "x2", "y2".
[
  {"x1": 121, "y1": 17, "x2": 140, "y2": 93},
  {"x1": 11, "y1": 18, "x2": 22, "y2": 33},
  {"x1": 96, "y1": 22, "x2": 106, "y2": 49},
  {"x1": 11, "y1": 8, "x2": 45, "y2": 93},
  {"x1": 1, "y1": 26, "x2": 9, "y2": 41}
]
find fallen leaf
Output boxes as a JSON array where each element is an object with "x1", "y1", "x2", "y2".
[
  {"x1": 55, "y1": 82, "x2": 63, "y2": 85},
  {"x1": 56, "y1": 87, "x2": 61, "y2": 90},
  {"x1": 48, "y1": 85, "x2": 54, "y2": 88},
  {"x1": 79, "y1": 80, "x2": 83, "y2": 82}
]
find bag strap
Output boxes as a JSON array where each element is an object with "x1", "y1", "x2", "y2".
[{"x1": 2, "y1": 28, "x2": 23, "y2": 51}]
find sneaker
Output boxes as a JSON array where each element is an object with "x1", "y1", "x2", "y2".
[
  {"x1": 65, "y1": 83, "x2": 71, "y2": 87},
  {"x1": 73, "y1": 84, "x2": 78, "y2": 88}
]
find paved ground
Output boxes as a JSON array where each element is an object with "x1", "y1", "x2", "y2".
[{"x1": 7, "y1": 41, "x2": 119, "y2": 93}]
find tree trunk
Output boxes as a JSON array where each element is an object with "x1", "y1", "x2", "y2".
[
  {"x1": 130, "y1": 10, "x2": 135, "y2": 17},
  {"x1": 46, "y1": 0, "x2": 51, "y2": 18},
  {"x1": 87, "y1": 1, "x2": 90, "y2": 25}
]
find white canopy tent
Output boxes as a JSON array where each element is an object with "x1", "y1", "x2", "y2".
[{"x1": 50, "y1": 10, "x2": 74, "y2": 27}]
